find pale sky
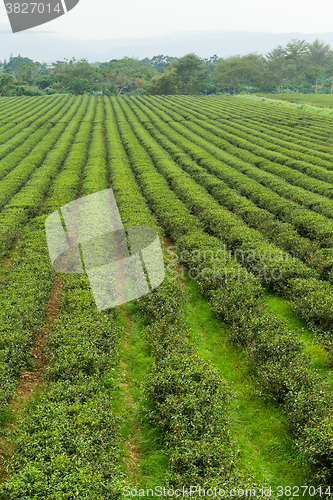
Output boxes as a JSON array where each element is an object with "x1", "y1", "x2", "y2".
[{"x1": 0, "y1": 0, "x2": 333, "y2": 39}]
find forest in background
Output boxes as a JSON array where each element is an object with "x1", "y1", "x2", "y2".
[{"x1": 0, "y1": 38, "x2": 333, "y2": 96}]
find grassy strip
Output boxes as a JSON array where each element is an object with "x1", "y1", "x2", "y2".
[
  {"x1": 263, "y1": 292, "x2": 332, "y2": 380},
  {"x1": 110, "y1": 303, "x2": 168, "y2": 488},
  {"x1": 240, "y1": 95, "x2": 333, "y2": 115},
  {"x1": 182, "y1": 273, "x2": 314, "y2": 488}
]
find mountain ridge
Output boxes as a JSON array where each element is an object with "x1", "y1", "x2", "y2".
[{"x1": 1, "y1": 25, "x2": 333, "y2": 63}]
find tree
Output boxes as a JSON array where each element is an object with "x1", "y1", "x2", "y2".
[
  {"x1": 0, "y1": 73, "x2": 16, "y2": 95},
  {"x1": 4, "y1": 55, "x2": 33, "y2": 73},
  {"x1": 240, "y1": 52, "x2": 264, "y2": 92},
  {"x1": 213, "y1": 58, "x2": 230, "y2": 93},
  {"x1": 266, "y1": 45, "x2": 288, "y2": 93},
  {"x1": 15, "y1": 61, "x2": 39, "y2": 85},
  {"x1": 307, "y1": 39, "x2": 331, "y2": 93},
  {"x1": 51, "y1": 58, "x2": 102, "y2": 94},
  {"x1": 255, "y1": 59, "x2": 275, "y2": 94},
  {"x1": 149, "y1": 55, "x2": 176, "y2": 73},
  {"x1": 214, "y1": 55, "x2": 243, "y2": 94},
  {"x1": 98, "y1": 57, "x2": 158, "y2": 95},
  {"x1": 173, "y1": 53, "x2": 209, "y2": 94},
  {"x1": 35, "y1": 74, "x2": 55, "y2": 90},
  {"x1": 146, "y1": 68, "x2": 180, "y2": 95},
  {"x1": 285, "y1": 39, "x2": 309, "y2": 93}
]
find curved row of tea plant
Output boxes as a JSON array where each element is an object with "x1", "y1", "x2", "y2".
[
  {"x1": 121, "y1": 96, "x2": 333, "y2": 358},
  {"x1": 260, "y1": 94, "x2": 333, "y2": 110},
  {"x1": 140, "y1": 96, "x2": 333, "y2": 244},
  {"x1": 198, "y1": 97, "x2": 333, "y2": 152},
  {"x1": 111, "y1": 95, "x2": 333, "y2": 483},
  {"x1": 0, "y1": 96, "x2": 44, "y2": 124},
  {"x1": 0, "y1": 94, "x2": 92, "y2": 427},
  {"x1": 223, "y1": 96, "x2": 333, "y2": 141},
  {"x1": 148, "y1": 96, "x2": 333, "y2": 199},
  {"x1": 0, "y1": 95, "x2": 251, "y2": 496},
  {"x1": 0, "y1": 96, "x2": 18, "y2": 112},
  {"x1": 0, "y1": 95, "x2": 91, "y2": 419},
  {"x1": 0, "y1": 97, "x2": 78, "y2": 209},
  {"x1": 173, "y1": 95, "x2": 333, "y2": 147},
  {"x1": 0, "y1": 97, "x2": 127, "y2": 499},
  {"x1": 42, "y1": 98, "x2": 97, "y2": 213},
  {"x1": 0, "y1": 96, "x2": 89, "y2": 261},
  {"x1": 127, "y1": 97, "x2": 333, "y2": 280},
  {"x1": 0, "y1": 97, "x2": 63, "y2": 148},
  {"x1": 104, "y1": 96, "x2": 265, "y2": 489},
  {"x1": 0, "y1": 246, "x2": 125, "y2": 499},
  {"x1": 0, "y1": 96, "x2": 71, "y2": 180},
  {"x1": 169, "y1": 99, "x2": 333, "y2": 176},
  {"x1": 163, "y1": 94, "x2": 333, "y2": 143},
  {"x1": 132, "y1": 96, "x2": 333, "y2": 285},
  {"x1": 165, "y1": 96, "x2": 333, "y2": 166},
  {"x1": 124, "y1": 97, "x2": 320, "y2": 280},
  {"x1": 81, "y1": 99, "x2": 108, "y2": 197}
]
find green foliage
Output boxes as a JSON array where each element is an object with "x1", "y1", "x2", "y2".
[
  {"x1": 0, "y1": 273, "x2": 125, "y2": 499},
  {"x1": 146, "y1": 68, "x2": 180, "y2": 95},
  {"x1": 105, "y1": 96, "x2": 265, "y2": 488},
  {"x1": 0, "y1": 96, "x2": 124, "y2": 498},
  {"x1": 173, "y1": 53, "x2": 209, "y2": 94},
  {"x1": 110, "y1": 94, "x2": 333, "y2": 482},
  {"x1": 0, "y1": 73, "x2": 16, "y2": 96},
  {"x1": 49, "y1": 58, "x2": 102, "y2": 95},
  {"x1": 3, "y1": 93, "x2": 333, "y2": 488}
]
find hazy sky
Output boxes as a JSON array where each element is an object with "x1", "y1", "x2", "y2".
[{"x1": 0, "y1": 0, "x2": 333, "y2": 39}]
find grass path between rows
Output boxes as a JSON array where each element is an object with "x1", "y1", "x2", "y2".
[
  {"x1": 236, "y1": 94, "x2": 333, "y2": 116},
  {"x1": 264, "y1": 292, "x2": 333, "y2": 382},
  {"x1": 182, "y1": 273, "x2": 315, "y2": 489},
  {"x1": 109, "y1": 272, "x2": 317, "y2": 493},
  {"x1": 110, "y1": 303, "x2": 169, "y2": 490}
]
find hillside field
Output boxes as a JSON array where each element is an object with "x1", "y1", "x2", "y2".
[{"x1": 1, "y1": 94, "x2": 333, "y2": 498}]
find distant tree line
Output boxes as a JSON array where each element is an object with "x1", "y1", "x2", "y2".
[{"x1": 1, "y1": 38, "x2": 333, "y2": 96}]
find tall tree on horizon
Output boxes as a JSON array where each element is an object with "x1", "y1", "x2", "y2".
[
  {"x1": 307, "y1": 39, "x2": 331, "y2": 93},
  {"x1": 240, "y1": 52, "x2": 264, "y2": 92},
  {"x1": 214, "y1": 55, "x2": 243, "y2": 94},
  {"x1": 266, "y1": 45, "x2": 288, "y2": 93},
  {"x1": 173, "y1": 53, "x2": 209, "y2": 94},
  {"x1": 285, "y1": 39, "x2": 309, "y2": 94}
]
